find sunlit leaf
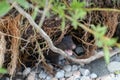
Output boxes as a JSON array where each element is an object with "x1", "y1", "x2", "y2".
[
  {"x1": 15, "y1": 0, "x2": 29, "y2": 9},
  {"x1": 103, "y1": 46, "x2": 110, "y2": 64},
  {"x1": 0, "y1": 68, "x2": 7, "y2": 74},
  {"x1": 0, "y1": 0, "x2": 10, "y2": 17},
  {"x1": 32, "y1": 6, "x2": 38, "y2": 20}
]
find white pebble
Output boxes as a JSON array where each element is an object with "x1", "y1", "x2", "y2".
[
  {"x1": 115, "y1": 74, "x2": 120, "y2": 80},
  {"x1": 63, "y1": 65, "x2": 72, "y2": 72},
  {"x1": 23, "y1": 67, "x2": 31, "y2": 76},
  {"x1": 79, "y1": 68, "x2": 90, "y2": 76},
  {"x1": 55, "y1": 70, "x2": 65, "y2": 78},
  {"x1": 107, "y1": 61, "x2": 120, "y2": 72},
  {"x1": 80, "y1": 76, "x2": 92, "y2": 80},
  {"x1": 39, "y1": 71, "x2": 47, "y2": 79},
  {"x1": 26, "y1": 72, "x2": 36, "y2": 80},
  {"x1": 66, "y1": 76, "x2": 74, "y2": 80},
  {"x1": 90, "y1": 73, "x2": 97, "y2": 79},
  {"x1": 52, "y1": 78, "x2": 58, "y2": 80},
  {"x1": 72, "y1": 65, "x2": 78, "y2": 71},
  {"x1": 73, "y1": 71, "x2": 81, "y2": 77},
  {"x1": 46, "y1": 75, "x2": 52, "y2": 80},
  {"x1": 65, "y1": 71, "x2": 73, "y2": 78},
  {"x1": 60, "y1": 78, "x2": 66, "y2": 80}
]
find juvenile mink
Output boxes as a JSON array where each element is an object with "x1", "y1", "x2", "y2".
[{"x1": 44, "y1": 35, "x2": 76, "y2": 65}]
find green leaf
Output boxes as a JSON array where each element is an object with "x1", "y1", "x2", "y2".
[
  {"x1": 15, "y1": 0, "x2": 29, "y2": 9},
  {"x1": 105, "y1": 38, "x2": 117, "y2": 46},
  {"x1": 103, "y1": 46, "x2": 110, "y2": 64},
  {"x1": 72, "y1": 20, "x2": 78, "y2": 29},
  {"x1": 52, "y1": 2, "x2": 65, "y2": 18},
  {"x1": 0, "y1": 0, "x2": 10, "y2": 17},
  {"x1": 70, "y1": 0, "x2": 86, "y2": 9},
  {"x1": 96, "y1": 40, "x2": 103, "y2": 47},
  {"x1": 32, "y1": 6, "x2": 38, "y2": 20},
  {"x1": 0, "y1": 68, "x2": 7, "y2": 74},
  {"x1": 78, "y1": 9, "x2": 86, "y2": 19}
]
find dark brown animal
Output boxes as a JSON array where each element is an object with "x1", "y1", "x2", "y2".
[{"x1": 44, "y1": 35, "x2": 76, "y2": 65}]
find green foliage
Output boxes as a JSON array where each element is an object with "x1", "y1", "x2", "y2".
[
  {"x1": 52, "y1": 0, "x2": 87, "y2": 30},
  {"x1": 0, "y1": 0, "x2": 10, "y2": 17},
  {"x1": 32, "y1": 6, "x2": 39, "y2": 20},
  {"x1": 15, "y1": 0, "x2": 29, "y2": 9},
  {"x1": 69, "y1": 1, "x2": 86, "y2": 29},
  {"x1": 0, "y1": 68, "x2": 7, "y2": 74},
  {"x1": 103, "y1": 46, "x2": 110, "y2": 64},
  {"x1": 52, "y1": 1, "x2": 66, "y2": 30},
  {"x1": 91, "y1": 24, "x2": 117, "y2": 63},
  {"x1": 30, "y1": 0, "x2": 46, "y2": 8}
]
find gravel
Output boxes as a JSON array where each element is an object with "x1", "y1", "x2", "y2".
[
  {"x1": 65, "y1": 71, "x2": 73, "y2": 77},
  {"x1": 79, "y1": 68, "x2": 90, "y2": 76},
  {"x1": 55, "y1": 70, "x2": 65, "y2": 78},
  {"x1": 90, "y1": 73, "x2": 97, "y2": 79},
  {"x1": 72, "y1": 65, "x2": 78, "y2": 71},
  {"x1": 63, "y1": 65, "x2": 72, "y2": 72},
  {"x1": 22, "y1": 67, "x2": 31, "y2": 76},
  {"x1": 39, "y1": 71, "x2": 47, "y2": 79}
]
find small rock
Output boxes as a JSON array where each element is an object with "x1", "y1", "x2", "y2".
[
  {"x1": 26, "y1": 72, "x2": 36, "y2": 80},
  {"x1": 66, "y1": 76, "x2": 74, "y2": 80},
  {"x1": 39, "y1": 71, "x2": 47, "y2": 79},
  {"x1": 107, "y1": 61, "x2": 120, "y2": 72},
  {"x1": 46, "y1": 75, "x2": 52, "y2": 80},
  {"x1": 80, "y1": 76, "x2": 91, "y2": 80},
  {"x1": 75, "y1": 78, "x2": 81, "y2": 80},
  {"x1": 72, "y1": 65, "x2": 78, "y2": 71},
  {"x1": 52, "y1": 78, "x2": 58, "y2": 80},
  {"x1": 55, "y1": 70, "x2": 65, "y2": 79},
  {"x1": 63, "y1": 65, "x2": 72, "y2": 72},
  {"x1": 60, "y1": 78, "x2": 66, "y2": 80},
  {"x1": 65, "y1": 71, "x2": 73, "y2": 78},
  {"x1": 79, "y1": 68, "x2": 90, "y2": 76},
  {"x1": 73, "y1": 71, "x2": 81, "y2": 77},
  {"x1": 6, "y1": 78, "x2": 10, "y2": 80},
  {"x1": 115, "y1": 74, "x2": 120, "y2": 80},
  {"x1": 23, "y1": 67, "x2": 31, "y2": 76},
  {"x1": 75, "y1": 46, "x2": 84, "y2": 56},
  {"x1": 90, "y1": 73, "x2": 97, "y2": 79}
]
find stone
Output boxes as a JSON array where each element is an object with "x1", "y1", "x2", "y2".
[
  {"x1": 75, "y1": 46, "x2": 85, "y2": 56},
  {"x1": 115, "y1": 74, "x2": 120, "y2": 80},
  {"x1": 107, "y1": 61, "x2": 120, "y2": 72},
  {"x1": 65, "y1": 71, "x2": 73, "y2": 78},
  {"x1": 52, "y1": 78, "x2": 58, "y2": 80},
  {"x1": 26, "y1": 72, "x2": 36, "y2": 80},
  {"x1": 66, "y1": 76, "x2": 74, "y2": 80},
  {"x1": 39, "y1": 71, "x2": 47, "y2": 79},
  {"x1": 22, "y1": 67, "x2": 31, "y2": 76},
  {"x1": 72, "y1": 65, "x2": 78, "y2": 71},
  {"x1": 63, "y1": 65, "x2": 72, "y2": 72},
  {"x1": 46, "y1": 75, "x2": 53, "y2": 80},
  {"x1": 73, "y1": 71, "x2": 81, "y2": 77},
  {"x1": 79, "y1": 68, "x2": 90, "y2": 76},
  {"x1": 55, "y1": 70, "x2": 65, "y2": 79},
  {"x1": 60, "y1": 78, "x2": 66, "y2": 80},
  {"x1": 80, "y1": 76, "x2": 92, "y2": 80},
  {"x1": 90, "y1": 73, "x2": 97, "y2": 79}
]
